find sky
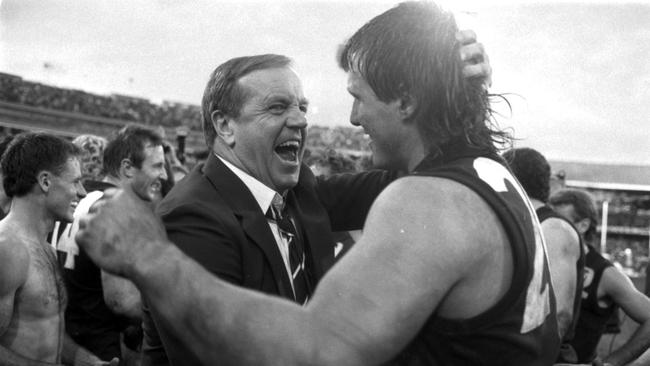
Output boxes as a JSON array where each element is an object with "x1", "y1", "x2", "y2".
[{"x1": 0, "y1": 0, "x2": 649, "y2": 165}]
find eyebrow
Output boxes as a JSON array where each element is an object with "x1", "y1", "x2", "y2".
[{"x1": 263, "y1": 93, "x2": 309, "y2": 104}]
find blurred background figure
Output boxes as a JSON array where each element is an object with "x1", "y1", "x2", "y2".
[
  {"x1": 550, "y1": 189, "x2": 650, "y2": 366},
  {"x1": 503, "y1": 147, "x2": 584, "y2": 364},
  {"x1": 72, "y1": 134, "x2": 108, "y2": 183}
]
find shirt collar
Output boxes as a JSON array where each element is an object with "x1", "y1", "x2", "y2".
[{"x1": 217, "y1": 155, "x2": 277, "y2": 214}]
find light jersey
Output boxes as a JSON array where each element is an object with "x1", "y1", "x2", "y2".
[
  {"x1": 48, "y1": 181, "x2": 127, "y2": 360},
  {"x1": 390, "y1": 146, "x2": 560, "y2": 366}
]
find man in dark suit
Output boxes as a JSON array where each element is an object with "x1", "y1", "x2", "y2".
[
  {"x1": 143, "y1": 36, "x2": 490, "y2": 364},
  {"x1": 141, "y1": 55, "x2": 395, "y2": 365}
]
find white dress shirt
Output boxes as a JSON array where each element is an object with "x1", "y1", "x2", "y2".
[{"x1": 217, "y1": 155, "x2": 295, "y2": 291}]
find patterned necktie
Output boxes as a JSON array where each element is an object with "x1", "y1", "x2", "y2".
[{"x1": 268, "y1": 194, "x2": 311, "y2": 304}]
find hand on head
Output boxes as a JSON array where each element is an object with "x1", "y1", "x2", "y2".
[
  {"x1": 75, "y1": 184, "x2": 168, "y2": 278},
  {"x1": 457, "y1": 29, "x2": 492, "y2": 87}
]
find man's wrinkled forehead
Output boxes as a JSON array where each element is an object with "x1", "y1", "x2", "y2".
[{"x1": 237, "y1": 66, "x2": 307, "y2": 103}]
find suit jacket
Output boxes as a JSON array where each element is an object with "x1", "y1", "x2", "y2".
[{"x1": 142, "y1": 153, "x2": 394, "y2": 366}]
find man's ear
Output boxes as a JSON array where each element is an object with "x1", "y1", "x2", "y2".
[
  {"x1": 397, "y1": 89, "x2": 417, "y2": 121},
  {"x1": 120, "y1": 158, "x2": 135, "y2": 179},
  {"x1": 574, "y1": 218, "x2": 591, "y2": 236},
  {"x1": 212, "y1": 110, "x2": 235, "y2": 147},
  {"x1": 37, "y1": 171, "x2": 51, "y2": 192}
]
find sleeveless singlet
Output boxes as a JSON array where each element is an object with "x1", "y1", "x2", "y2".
[
  {"x1": 390, "y1": 146, "x2": 560, "y2": 366},
  {"x1": 570, "y1": 245, "x2": 618, "y2": 363}
]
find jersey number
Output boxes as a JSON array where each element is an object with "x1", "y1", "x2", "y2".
[{"x1": 473, "y1": 158, "x2": 552, "y2": 333}]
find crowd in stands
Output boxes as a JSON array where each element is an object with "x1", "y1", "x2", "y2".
[
  {"x1": 305, "y1": 125, "x2": 370, "y2": 153},
  {"x1": 0, "y1": 72, "x2": 202, "y2": 130}
]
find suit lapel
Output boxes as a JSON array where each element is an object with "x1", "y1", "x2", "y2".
[{"x1": 202, "y1": 154, "x2": 294, "y2": 299}]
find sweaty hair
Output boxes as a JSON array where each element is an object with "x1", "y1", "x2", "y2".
[
  {"x1": 1, "y1": 132, "x2": 81, "y2": 198},
  {"x1": 549, "y1": 188, "x2": 599, "y2": 243},
  {"x1": 0, "y1": 135, "x2": 15, "y2": 159},
  {"x1": 103, "y1": 124, "x2": 164, "y2": 178},
  {"x1": 201, "y1": 54, "x2": 293, "y2": 147},
  {"x1": 502, "y1": 147, "x2": 550, "y2": 202},
  {"x1": 338, "y1": 1, "x2": 509, "y2": 156},
  {"x1": 72, "y1": 134, "x2": 108, "y2": 182}
]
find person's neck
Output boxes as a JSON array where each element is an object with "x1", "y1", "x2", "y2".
[
  {"x1": 7, "y1": 196, "x2": 53, "y2": 244},
  {"x1": 214, "y1": 147, "x2": 248, "y2": 173},
  {"x1": 103, "y1": 175, "x2": 126, "y2": 189},
  {"x1": 405, "y1": 137, "x2": 428, "y2": 173}
]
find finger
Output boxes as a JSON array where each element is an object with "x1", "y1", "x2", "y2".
[
  {"x1": 456, "y1": 29, "x2": 477, "y2": 45},
  {"x1": 460, "y1": 42, "x2": 485, "y2": 62},
  {"x1": 463, "y1": 63, "x2": 492, "y2": 88},
  {"x1": 75, "y1": 211, "x2": 98, "y2": 245},
  {"x1": 75, "y1": 215, "x2": 91, "y2": 246},
  {"x1": 78, "y1": 215, "x2": 87, "y2": 231},
  {"x1": 463, "y1": 62, "x2": 492, "y2": 78}
]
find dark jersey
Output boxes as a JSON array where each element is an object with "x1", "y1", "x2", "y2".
[
  {"x1": 570, "y1": 245, "x2": 618, "y2": 363},
  {"x1": 391, "y1": 146, "x2": 560, "y2": 366},
  {"x1": 49, "y1": 180, "x2": 127, "y2": 360}
]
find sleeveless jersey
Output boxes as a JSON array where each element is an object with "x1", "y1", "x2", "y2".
[
  {"x1": 391, "y1": 146, "x2": 560, "y2": 366},
  {"x1": 570, "y1": 245, "x2": 617, "y2": 363}
]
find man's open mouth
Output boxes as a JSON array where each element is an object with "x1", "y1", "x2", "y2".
[
  {"x1": 275, "y1": 140, "x2": 301, "y2": 163},
  {"x1": 151, "y1": 181, "x2": 161, "y2": 192}
]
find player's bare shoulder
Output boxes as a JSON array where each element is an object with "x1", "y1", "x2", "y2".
[
  {"x1": 377, "y1": 175, "x2": 507, "y2": 250},
  {"x1": 0, "y1": 217, "x2": 67, "y2": 315},
  {"x1": 0, "y1": 222, "x2": 30, "y2": 295}
]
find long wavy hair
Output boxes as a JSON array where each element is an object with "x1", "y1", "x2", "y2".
[{"x1": 338, "y1": 1, "x2": 510, "y2": 157}]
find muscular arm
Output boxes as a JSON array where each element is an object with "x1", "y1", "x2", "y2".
[
  {"x1": 540, "y1": 218, "x2": 581, "y2": 338},
  {"x1": 101, "y1": 270, "x2": 142, "y2": 321},
  {"x1": 600, "y1": 266, "x2": 650, "y2": 366},
  {"x1": 626, "y1": 347, "x2": 650, "y2": 366},
  {"x1": 79, "y1": 178, "x2": 494, "y2": 365}
]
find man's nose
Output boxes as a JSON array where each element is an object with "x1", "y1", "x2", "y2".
[
  {"x1": 349, "y1": 112, "x2": 361, "y2": 127},
  {"x1": 287, "y1": 109, "x2": 307, "y2": 129},
  {"x1": 78, "y1": 182, "x2": 87, "y2": 198},
  {"x1": 160, "y1": 167, "x2": 168, "y2": 181}
]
